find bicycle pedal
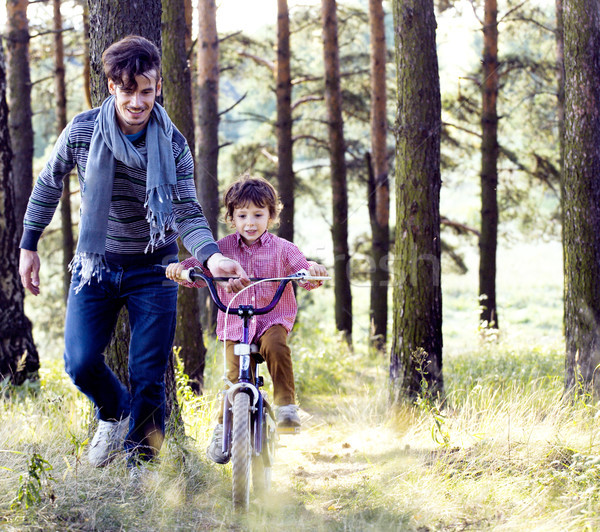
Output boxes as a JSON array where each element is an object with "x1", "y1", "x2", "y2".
[{"x1": 276, "y1": 425, "x2": 301, "y2": 435}]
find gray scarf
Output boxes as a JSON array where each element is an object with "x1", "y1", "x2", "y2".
[{"x1": 70, "y1": 95, "x2": 177, "y2": 293}]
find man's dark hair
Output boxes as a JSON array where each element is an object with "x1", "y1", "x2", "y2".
[{"x1": 102, "y1": 35, "x2": 161, "y2": 88}]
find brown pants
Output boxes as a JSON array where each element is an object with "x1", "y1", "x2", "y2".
[{"x1": 218, "y1": 325, "x2": 295, "y2": 423}]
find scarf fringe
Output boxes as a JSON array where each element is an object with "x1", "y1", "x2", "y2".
[
  {"x1": 144, "y1": 185, "x2": 178, "y2": 252},
  {"x1": 69, "y1": 253, "x2": 108, "y2": 294}
]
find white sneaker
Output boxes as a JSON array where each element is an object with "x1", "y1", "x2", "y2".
[
  {"x1": 276, "y1": 404, "x2": 301, "y2": 428},
  {"x1": 88, "y1": 416, "x2": 129, "y2": 467},
  {"x1": 206, "y1": 423, "x2": 229, "y2": 464},
  {"x1": 129, "y1": 462, "x2": 157, "y2": 488}
]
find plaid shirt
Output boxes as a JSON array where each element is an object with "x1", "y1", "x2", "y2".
[{"x1": 181, "y1": 231, "x2": 316, "y2": 342}]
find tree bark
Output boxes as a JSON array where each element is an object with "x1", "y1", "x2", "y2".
[
  {"x1": 196, "y1": 0, "x2": 220, "y2": 334},
  {"x1": 556, "y1": 0, "x2": 564, "y2": 167},
  {"x1": 0, "y1": 37, "x2": 39, "y2": 385},
  {"x1": 54, "y1": 0, "x2": 74, "y2": 304},
  {"x1": 368, "y1": 0, "x2": 389, "y2": 351},
  {"x1": 479, "y1": 0, "x2": 499, "y2": 328},
  {"x1": 321, "y1": 0, "x2": 352, "y2": 343},
  {"x1": 562, "y1": 0, "x2": 600, "y2": 396},
  {"x1": 88, "y1": 0, "x2": 162, "y2": 102},
  {"x1": 277, "y1": 0, "x2": 295, "y2": 243},
  {"x1": 163, "y1": 0, "x2": 207, "y2": 394},
  {"x1": 88, "y1": 0, "x2": 182, "y2": 431},
  {"x1": 6, "y1": 0, "x2": 33, "y2": 243},
  {"x1": 81, "y1": 0, "x2": 92, "y2": 109},
  {"x1": 390, "y1": 0, "x2": 443, "y2": 400}
]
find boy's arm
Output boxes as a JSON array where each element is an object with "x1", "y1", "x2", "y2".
[{"x1": 283, "y1": 240, "x2": 328, "y2": 290}]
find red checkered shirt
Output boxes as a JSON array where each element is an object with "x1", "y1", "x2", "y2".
[{"x1": 180, "y1": 231, "x2": 316, "y2": 343}]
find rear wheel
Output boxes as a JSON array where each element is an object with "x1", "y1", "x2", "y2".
[{"x1": 231, "y1": 392, "x2": 251, "y2": 510}]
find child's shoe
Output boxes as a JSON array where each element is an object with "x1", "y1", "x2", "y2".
[
  {"x1": 276, "y1": 404, "x2": 301, "y2": 428},
  {"x1": 206, "y1": 423, "x2": 230, "y2": 464}
]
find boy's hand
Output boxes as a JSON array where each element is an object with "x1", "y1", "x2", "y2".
[
  {"x1": 306, "y1": 262, "x2": 328, "y2": 288},
  {"x1": 165, "y1": 262, "x2": 186, "y2": 281},
  {"x1": 206, "y1": 253, "x2": 251, "y2": 293}
]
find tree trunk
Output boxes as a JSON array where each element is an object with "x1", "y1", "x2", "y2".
[
  {"x1": 562, "y1": 0, "x2": 600, "y2": 396},
  {"x1": 163, "y1": 0, "x2": 207, "y2": 394},
  {"x1": 556, "y1": 0, "x2": 564, "y2": 169},
  {"x1": 0, "y1": 37, "x2": 39, "y2": 385},
  {"x1": 368, "y1": 0, "x2": 389, "y2": 351},
  {"x1": 54, "y1": 0, "x2": 74, "y2": 304},
  {"x1": 277, "y1": 0, "x2": 295, "y2": 243},
  {"x1": 321, "y1": 0, "x2": 352, "y2": 343},
  {"x1": 196, "y1": 0, "x2": 220, "y2": 334},
  {"x1": 81, "y1": 0, "x2": 92, "y2": 109},
  {"x1": 88, "y1": 0, "x2": 182, "y2": 432},
  {"x1": 6, "y1": 0, "x2": 33, "y2": 242},
  {"x1": 390, "y1": 0, "x2": 443, "y2": 400},
  {"x1": 479, "y1": 0, "x2": 499, "y2": 328},
  {"x1": 88, "y1": 0, "x2": 162, "y2": 103}
]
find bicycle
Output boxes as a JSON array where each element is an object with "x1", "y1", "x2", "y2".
[{"x1": 177, "y1": 267, "x2": 329, "y2": 510}]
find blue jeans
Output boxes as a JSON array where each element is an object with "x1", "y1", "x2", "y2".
[{"x1": 64, "y1": 261, "x2": 178, "y2": 461}]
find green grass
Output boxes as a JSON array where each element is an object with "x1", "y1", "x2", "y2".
[{"x1": 6, "y1": 239, "x2": 598, "y2": 530}]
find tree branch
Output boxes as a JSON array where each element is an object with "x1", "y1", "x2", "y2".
[
  {"x1": 506, "y1": 16, "x2": 554, "y2": 33},
  {"x1": 467, "y1": 0, "x2": 483, "y2": 25},
  {"x1": 30, "y1": 27, "x2": 75, "y2": 39},
  {"x1": 441, "y1": 216, "x2": 480, "y2": 237},
  {"x1": 292, "y1": 134, "x2": 328, "y2": 149},
  {"x1": 219, "y1": 30, "x2": 242, "y2": 43},
  {"x1": 238, "y1": 50, "x2": 275, "y2": 73},
  {"x1": 442, "y1": 121, "x2": 482, "y2": 138},
  {"x1": 498, "y1": 0, "x2": 530, "y2": 25},
  {"x1": 218, "y1": 92, "x2": 248, "y2": 117},
  {"x1": 291, "y1": 94, "x2": 324, "y2": 110}
]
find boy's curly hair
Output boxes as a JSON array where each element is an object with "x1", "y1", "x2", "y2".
[{"x1": 223, "y1": 174, "x2": 282, "y2": 225}]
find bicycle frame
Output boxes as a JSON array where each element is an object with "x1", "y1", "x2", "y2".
[
  {"x1": 175, "y1": 267, "x2": 329, "y2": 508},
  {"x1": 180, "y1": 269, "x2": 314, "y2": 459}
]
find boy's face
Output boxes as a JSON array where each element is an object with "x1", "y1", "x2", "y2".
[
  {"x1": 232, "y1": 201, "x2": 271, "y2": 246},
  {"x1": 108, "y1": 69, "x2": 162, "y2": 135}
]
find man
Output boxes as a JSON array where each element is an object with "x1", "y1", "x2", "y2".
[{"x1": 18, "y1": 36, "x2": 248, "y2": 475}]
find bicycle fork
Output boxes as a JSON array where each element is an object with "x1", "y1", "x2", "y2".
[{"x1": 222, "y1": 350, "x2": 266, "y2": 458}]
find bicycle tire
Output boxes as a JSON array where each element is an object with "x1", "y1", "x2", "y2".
[
  {"x1": 231, "y1": 392, "x2": 252, "y2": 510},
  {"x1": 252, "y1": 413, "x2": 275, "y2": 494}
]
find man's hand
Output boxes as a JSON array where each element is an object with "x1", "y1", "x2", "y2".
[
  {"x1": 19, "y1": 249, "x2": 41, "y2": 296},
  {"x1": 206, "y1": 253, "x2": 250, "y2": 293}
]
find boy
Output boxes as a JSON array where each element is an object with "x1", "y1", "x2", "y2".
[{"x1": 166, "y1": 175, "x2": 327, "y2": 464}]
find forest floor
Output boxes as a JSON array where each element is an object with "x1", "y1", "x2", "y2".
[
  {"x1": 2, "y1": 335, "x2": 599, "y2": 532},
  {"x1": 4, "y1": 240, "x2": 600, "y2": 530}
]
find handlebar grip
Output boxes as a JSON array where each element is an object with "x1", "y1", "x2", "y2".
[{"x1": 181, "y1": 268, "x2": 194, "y2": 282}]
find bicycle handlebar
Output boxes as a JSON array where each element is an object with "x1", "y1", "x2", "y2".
[{"x1": 180, "y1": 268, "x2": 330, "y2": 316}]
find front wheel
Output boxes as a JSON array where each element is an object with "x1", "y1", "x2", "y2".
[
  {"x1": 252, "y1": 410, "x2": 276, "y2": 495},
  {"x1": 231, "y1": 392, "x2": 252, "y2": 510}
]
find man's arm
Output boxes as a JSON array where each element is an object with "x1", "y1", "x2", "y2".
[
  {"x1": 170, "y1": 133, "x2": 250, "y2": 291},
  {"x1": 18, "y1": 122, "x2": 76, "y2": 295}
]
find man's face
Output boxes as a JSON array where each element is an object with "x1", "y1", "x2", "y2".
[{"x1": 108, "y1": 70, "x2": 162, "y2": 135}]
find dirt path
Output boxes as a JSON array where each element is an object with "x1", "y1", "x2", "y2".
[{"x1": 270, "y1": 405, "x2": 401, "y2": 520}]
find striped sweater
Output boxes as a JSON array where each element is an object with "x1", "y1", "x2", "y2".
[{"x1": 20, "y1": 107, "x2": 219, "y2": 265}]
